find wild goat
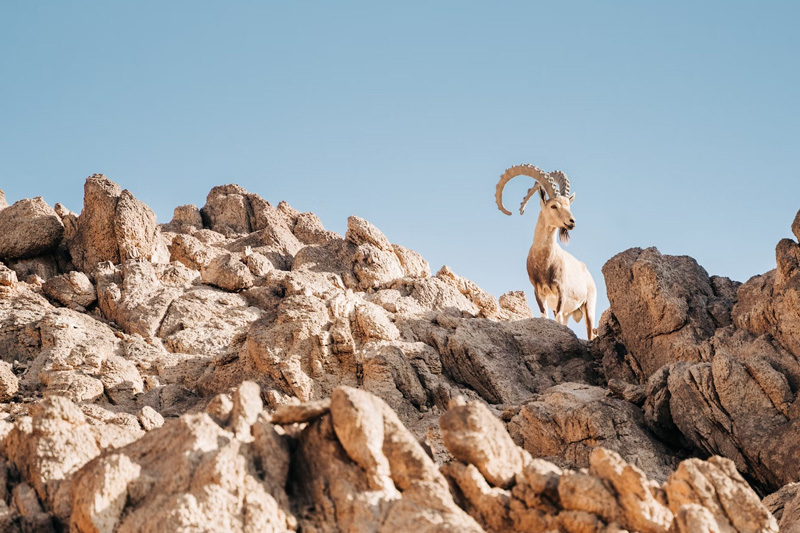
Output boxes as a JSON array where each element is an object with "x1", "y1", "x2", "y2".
[{"x1": 495, "y1": 164, "x2": 597, "y2": 340}]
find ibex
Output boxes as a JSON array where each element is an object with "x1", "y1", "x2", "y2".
[{"x1": 495, "y1": 164, "x2": 597, "y2": 340}]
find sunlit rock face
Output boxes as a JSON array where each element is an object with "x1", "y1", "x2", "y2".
[{"x1": 0, "y1": 175, "x2": 793, "y2": 531}]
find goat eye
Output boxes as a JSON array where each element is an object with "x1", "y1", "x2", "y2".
[{"x1": 550, "y1": 205, "x2": 557, "y2": 210}]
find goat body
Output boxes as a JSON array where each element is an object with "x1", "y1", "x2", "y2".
[
  {"x1": 495, "y1": 164, "x2": 598, "y2": 340},
  {"x1": 527, "y1": 209, "x2": 597, "y2": 339}
]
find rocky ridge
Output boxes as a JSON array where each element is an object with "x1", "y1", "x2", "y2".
[{"x1": 0, "y1": 174, "x2": 795, "y2": 531}]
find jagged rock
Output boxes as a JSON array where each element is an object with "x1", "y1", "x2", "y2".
[
  {"x1": 420, "y1": 317, "x2": 597, "y2": 405},
  {"x1": 0, "y1": 176, "x2": 791, "y2": 531},
  {"x1": 664, "y1": 328, "x2": 800, "y2": 491},
  {"x1": 347, "y1": 216, "x2": 405, "y2": 290},
  {"x1": 499, "y1": 290, "x2": 535, "y2": 319},
  {"x1": 0, "y1": 361, "x2": 18, "y2": 401},
  {"x1": 136, "y1": 406, "x2": 164, "y2": 431},
  {"x1": 601, "y1": 247, "x2": 738, "y2": 381},
  {"x1": 200, "y1": 184, "x2": 266, "y2": 234},
  {"x1": 664, "y1": 456, "x2": 778, "y2": 532},
  {"x1": 0, "y1": 190, "x2": 7, "y2": 210},
  {"x1": 70, "y1": 399, "x2": 296, "y2": 531},
  {"x1": 0, "y1": 263, "x2": 17, "y2": 286},
  {"x1": 43, "y1": 271, "x2": 97, "y2": 310},
  {"x1": 0, "y1": 285, "x2": 52, "y2": 364},
  {"x1": 67, "y1": 175, "x2": 169, "y2": 272},
  {"x1": 270, "y1": 398, "x2": 330, "y2": 425},
  {"x1": 293, "y1": 212, "x2": 339, "y2": 245},
  {"x1": 95, "y1": 259, "x2": 196, "y2": 338},
  {"x1": 2, "y1": 396, "x2": 140, "y2": 522},
  {"x1": 168, "y1": 204, "x2": 203, "y2": 231},
  {"x1": 7, "y1": 255, "x2": 59, "y2": 283},
  {"x1": 167, "y1": 233, "x2": 223, "y2": 270},
  {"x1": 292, "y1": 386, "x2": 481, "y2": 532},
  {"x1": 793, "y1": 209, "x2": 800, "y2": 243},
  {"x1": 440, "y1": 398, "x2": 528, "y2": 489},
  {"x1": 0, "y1": 197, "x2": 64, "y2": 261},
  {"x1": 437, "y1": 394, "x2": 776, "y2": 533},
  {"x1": 393, "y1": 244, "x2": 431, "y2": 278},
  {"x1": 508, "y1": 383, "x2": 679, "y2": 482},
  {"x1": 159, "y1": 286, "x2": 262, "y2": 357},
  {"x1": 770, "y1": 484, "x2": 800, "y2": 532},
  {"x1": 733, "y1": 230, "x2": 800, "y2": 359},
  {"x1": 763, "y1": 482, "x2": 800, "y2": 524},
  {"x1": 28, "y1": 308, "x2": 144, "y2": 405},
  {"x1": 201, "y1": 252, "x2": 255, "y2": 291}
]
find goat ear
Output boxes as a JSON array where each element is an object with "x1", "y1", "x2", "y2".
[
  {"x1": 539, "y1": 188, "x2": 547, "y2": 206},
  {"x1": 568, "y1": 193, "x2": 575, "y2": 204}
]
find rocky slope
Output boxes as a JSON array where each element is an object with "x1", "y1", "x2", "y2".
[{"x1": 0, "y1": 174, "x2": 795, "y2": 531}]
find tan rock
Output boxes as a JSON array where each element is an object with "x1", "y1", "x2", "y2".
[
  {"x1": 167, "y1": 233, "x2": 223, "y2": 270},
  {"x1": 392, "y1": 244, "x2": 430, "y2": 278},
  {"x1": 508, "y1": 383, "x2": 679, "y2": 482},
  {"x1": 0, "y1": 197, "x2": 64, "y2": 261},
  {"x1": 0, "y1": 262, "x2": 17, "y2": 286},
  {"x1": 95, "y1": 259, "x2": 189, "y2": 338},
  {"x1": 159, "y1": 286, "x2": 262, "y2": 356},
  {"x1": 292, "y1": 386, "x2": 479, "y2": 532},
  {"x1": 437, "y1": 265, "x2": 501, "y2": 318},
  {"x1": 293, "y1": 212, "x2": 339, "y2": 245},
  {"x1": 793, "y1": 208, "x2": 800, "y2": 243},
  {"x1": 0, "y1": 361, "x2": 18, "y2": 401},
  {"x1": 43, "y1": 271, "x2": 97, "y2": 309},
  {"x1": 440, "y1": 398, "x2": 526, "y2": 489},
  {"x1": 70, "y1": 411, "x2": 296, "y2": 532},
  {"x1": 589, "y1": 448, "x2": 673, "y2": 533},
  {"x1": 201, "y1": 252, "x2": 255, "y2": 291},
  {"x1": 67, "y1": 175, "x2": 169, "y2": 272},
  {"x1": 664, "y1": 456, "x2": 778, "y2": 533},
  {"x1": 499, "y1": 290, "x2": 535, "y2": 319},
  {"x1": 3, "y1": 395, "x2": 139, "y2": 522},
  {"x1": 137, "y1": 406, "x2": 164, "y2": 431},
  {"x1": 600, "y1": 247, "x2": 726, "y2": 381},
  {"x1": 169, "y1": 204, "x2": 203, "y2": 230}
]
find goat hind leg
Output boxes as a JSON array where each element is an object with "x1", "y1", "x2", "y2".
[{"x1": 534, "y1": 290, "x2": 548, "y2": 319}]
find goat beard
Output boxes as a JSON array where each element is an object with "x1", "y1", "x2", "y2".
[{"x1": 558, "y1": 228, "x2": 571, "y2": 244}]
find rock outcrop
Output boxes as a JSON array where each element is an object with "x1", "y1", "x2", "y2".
[
  {"x1": 597, "y1": 208, "x2": 800, "y2": 493},
  {"x1": 0, "y1": 174, "x2": 793, "y2": 530}
]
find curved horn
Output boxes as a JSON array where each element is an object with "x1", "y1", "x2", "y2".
[
  {"x1": 495, "y1": 164, "x2": 560, "y2": 216},
  {"x1": 550, "y1": 170, "x2": 570, "y2": 197}
]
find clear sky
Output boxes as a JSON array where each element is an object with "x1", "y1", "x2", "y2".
[{"x1": 2, "y1": 1, "x2": 798, "y2": 335}]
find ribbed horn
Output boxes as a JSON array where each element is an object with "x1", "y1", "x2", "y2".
[
  {"x1": 495, "y1": 164, "x2": 559, "y2": 216},
  {"x1": 550, "y1": 170, "x2": 570, "y2": 197}
]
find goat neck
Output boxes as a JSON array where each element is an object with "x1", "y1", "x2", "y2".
[{"x1": 532, "y1": 211, "x2": 560, "y2": 260}]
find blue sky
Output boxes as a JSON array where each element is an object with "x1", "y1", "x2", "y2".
[{"x1": 2, "y1": 1, "x2": 798, "y2": 334}]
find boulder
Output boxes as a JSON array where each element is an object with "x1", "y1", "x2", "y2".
[
  {"x1": 508, "y1": 383, "x2": 679, "y2": 482},
  {"x1": 600, "y1": 247, "x2": 735, "y2": 381},
  {"x1": 291, "y1": 386, "x2": 481, "y2": 532},
  {"x1": 0, "y1": 197, "x2": 64, "y2": 261},
  {"x1": 67, "y1": 175, "x2": 169, "y2": 272},
  {"x1": 43, "y1": 271, "x2": 97, "y2": 310}
]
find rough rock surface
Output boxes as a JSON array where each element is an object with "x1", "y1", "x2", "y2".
[
  {"x1": 67, "y1": 175, "x2": 169, "y2": 272},
  {"x1": 507, "y1": 383, "x2": 680, "y2": 482},
  {"x1": 0, "y1": 197, "x2": 64, "y2": 261},
  {"x1": 439, "y1": 397, "x2": 776, "y2": 533},
  {"x1": 596, "y1": 209, "x2": 800, "y2": 494},
  {"x1": 0, "y1": 174, "x2": 791, "y2": 530},
  {"x1": 43, "y1": 271, "x2": 97, "y2": 310}
]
